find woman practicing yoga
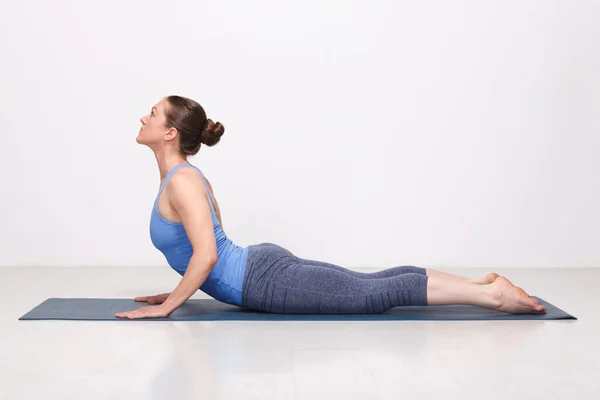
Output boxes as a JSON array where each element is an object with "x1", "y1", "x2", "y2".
[{"x1": 116, "y1": 95, "x2": 547, "y2": 319}]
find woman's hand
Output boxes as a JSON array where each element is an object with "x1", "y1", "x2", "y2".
[
  {"x1": 134, "y1": 293, "x2": 171, "y2": 305},
  {"x1": 115, "y1": 305, "x2": 172, "y2": 319}
]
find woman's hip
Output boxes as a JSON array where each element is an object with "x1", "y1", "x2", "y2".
[{"x1": 241, "y1": 242, "x2": 298, "y2": 306}]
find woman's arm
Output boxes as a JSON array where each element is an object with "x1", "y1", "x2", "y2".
[
  {"x1": 160, "y1": 168, "x2": 218, "y2": 315},
  {"x1": 115, "y1": 167, "x2": 219, "y2": 319}
]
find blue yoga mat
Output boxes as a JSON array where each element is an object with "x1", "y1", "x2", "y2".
[{"x1": 19, "y1": 296, "x2": 576, "y2": 321}]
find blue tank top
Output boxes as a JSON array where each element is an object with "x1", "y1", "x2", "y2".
[{"x1": 149, "y1": 163, "x2": 249, "y2": 306}]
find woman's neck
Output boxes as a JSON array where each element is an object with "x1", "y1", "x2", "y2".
[{"x1": 154, "y1": 149, "x2": 188, "y2": 182}]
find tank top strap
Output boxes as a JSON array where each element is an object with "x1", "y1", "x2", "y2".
[
  {"x1": 189, "y1": 165, "x2": 216, "y2": 215},
  {"x1": 156, "y1": 163, "x2": 192, "y2": 200},
  {"x1": 154, "y1": 163, "x2": 217, "y2": 216}
]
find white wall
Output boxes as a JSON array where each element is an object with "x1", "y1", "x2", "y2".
[{"x1": 1, "y1": 0, "x2": 598, "y2": 268}]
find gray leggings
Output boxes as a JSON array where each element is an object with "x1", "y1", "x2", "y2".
[{"x1": 241, "y1": 242, "x2": 429, "y2": 314}]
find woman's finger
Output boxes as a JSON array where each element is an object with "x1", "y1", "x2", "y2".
[
  {"x1": 116, "y1": 306, "x2": 166, "y2": 319},
  {"x1": 116, "y1": 309, "x2": 140, "y2": 318},
  {"x1": 127, "y1": 310, "x2": 146, "y2": 319}
]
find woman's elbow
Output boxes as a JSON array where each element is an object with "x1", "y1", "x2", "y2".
[
  {"x1": 193, "y1": 251, "x2": 218, "y2": 267},
  {"x1": 208, "y1": 254, "x2": 218, "y2": 266}
]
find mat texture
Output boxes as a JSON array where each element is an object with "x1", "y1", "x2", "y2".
[{"x1": 19, "y1": 296, "x2": 576, "y2": 321}]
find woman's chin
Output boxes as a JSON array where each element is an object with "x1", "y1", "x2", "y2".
[{"x1": 136, "y1": 136, "x2": 156, "y2": 150}]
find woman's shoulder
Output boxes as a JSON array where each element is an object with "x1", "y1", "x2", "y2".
[{"x1": 163, "y1": 166, "x2": 205, "y2": 195}]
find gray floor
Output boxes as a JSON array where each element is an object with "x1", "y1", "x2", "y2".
[{"x1": 1, "y1": 266, "x2": 598, "y2": 400}]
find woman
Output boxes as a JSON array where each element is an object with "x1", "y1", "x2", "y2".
[{"x1": 115, "y1": 95, "x2": 546, "y2": 319}]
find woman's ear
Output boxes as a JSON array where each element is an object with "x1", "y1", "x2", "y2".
[{"x1": 165, "y1": 127, "x2": 178, "y2": 142}]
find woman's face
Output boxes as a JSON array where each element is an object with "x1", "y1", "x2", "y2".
[{"x1": 137, "y1": 99, "x2": 169, "y2": 147}]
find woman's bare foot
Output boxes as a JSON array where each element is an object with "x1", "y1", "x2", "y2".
[
  {"x1": 470, "y1": 272, "x2": 500, "y2": 285},
  {"x1": 488, "y1": 277, "x2": 547, "y2": 314}
]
